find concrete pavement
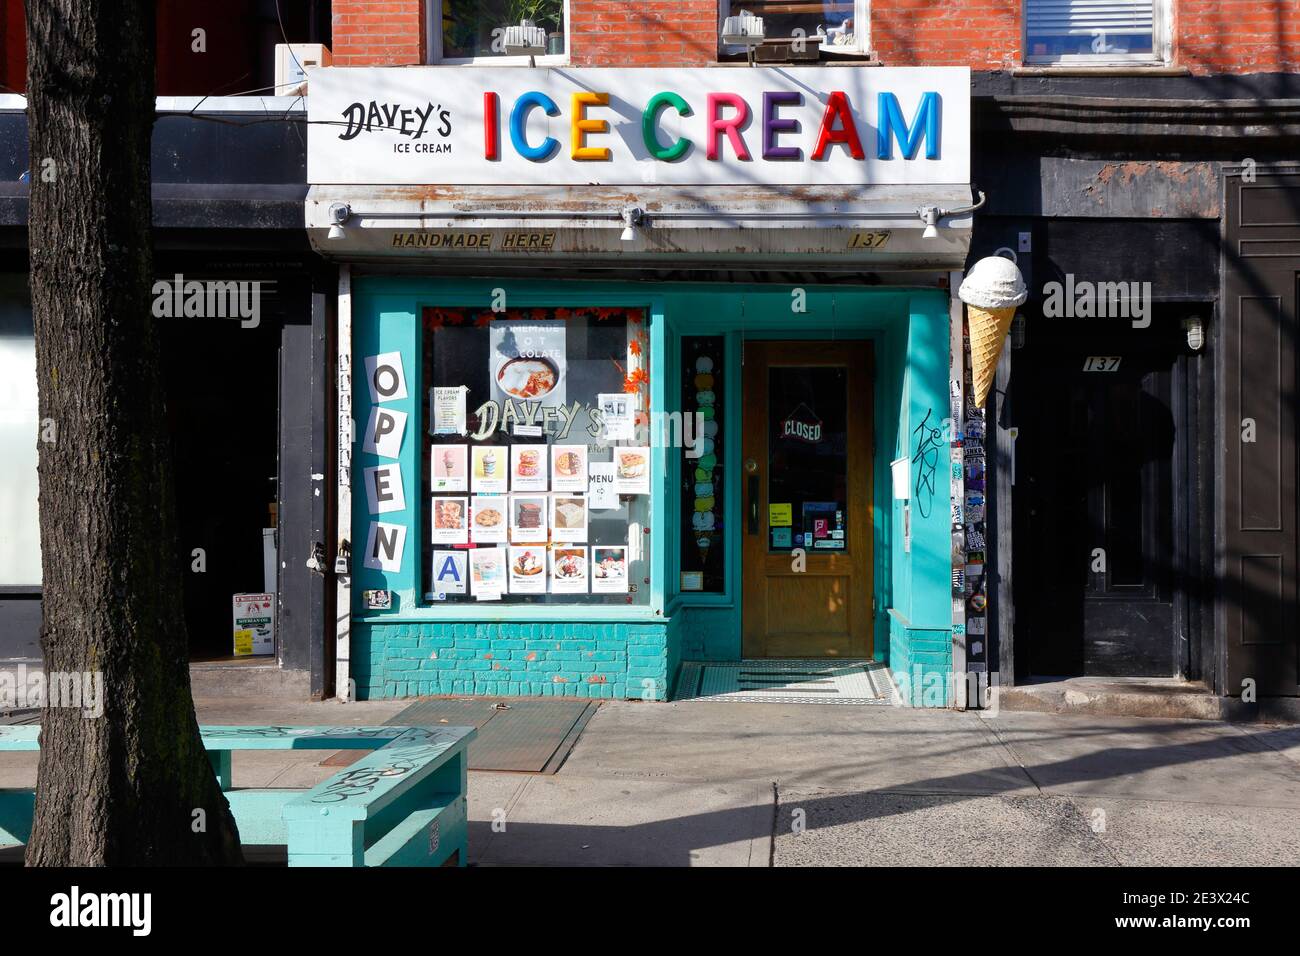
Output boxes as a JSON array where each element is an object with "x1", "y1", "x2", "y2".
[{"x1": 2, "y1": 697, "x2": 1297, "y2": 866}]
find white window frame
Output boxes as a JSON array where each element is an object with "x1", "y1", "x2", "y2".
[
  {"x1": 1023, "y1": 0, "x2": 1170, "y2": 65},
  {"x1": 719, "y1": 0, "x2": 871, "y2": 57},
  {"x1": 427, "y1": 0, "x2": 571, "y2": 66}
]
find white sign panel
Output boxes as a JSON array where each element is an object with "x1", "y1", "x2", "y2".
[
  {"x1": 363, "y1": 406, "x2": 407, "y2": 459},
  {"x1": 308, "y1": 67, "x2": 970, "y2": 187},
  {"x1": 364, "y1": 521, "x2": 407, "y2": 572}
]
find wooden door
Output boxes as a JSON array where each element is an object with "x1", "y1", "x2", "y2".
[
  {"x1": 741, "y1": 341, "x2": 873, "y2": 658},
  {"x1": 1223, "y1": 170, "x2": 1300, "y2": 696}
]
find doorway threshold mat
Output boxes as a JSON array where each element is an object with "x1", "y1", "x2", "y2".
[
  {"x1": 677, "y1": 660, "x2": 893, "y2": 705},
  {"x1": 382, "y1": 697, "x2": 600, "y2": 773}
]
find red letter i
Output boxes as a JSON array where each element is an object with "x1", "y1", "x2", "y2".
[{"x1": 484, "y1": 92, "x2": 499, "y2": 160}]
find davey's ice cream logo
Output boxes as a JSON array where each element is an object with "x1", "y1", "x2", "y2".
[{"x1": 338, "y1": 100, "x2": 452, "y2": 145}]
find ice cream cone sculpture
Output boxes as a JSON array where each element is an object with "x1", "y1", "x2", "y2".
[{"x1": 958, "y1": 255, "x2": 1028, "y2": 407}]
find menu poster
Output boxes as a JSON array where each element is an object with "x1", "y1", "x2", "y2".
[
  {"x1": 509, "y1": 494, "x2": 548, "y2": 543},
  {"x1": 431, "y1": 444, "x2": 468, "y2": 492},
  {"x1": 432, "y1": 386, "x2": 467, "y2": 435},
  {"x1": 490, "y1": 322, "x2": 567, "y2": 411},
  {"x1": 470, "y1": 547, "x2": 507, "y2": 598},
  {"x1": 469, "y1": 495, "x2": 508, "y2": 543},
  {"x1": 591, "y1": 546, "x2": 628, "y2": 594},
  {"x1": 587, "y1": 461, "x2": 619, "y2": 510},
  {"x1": 613, "y1": 446, "x2": 650, "y2": 495},
  {"x1": 598, "y1": 392, "x2": 635, "y2": 440},
  {"x1": 430, "y1": 496, "x2": 469, "y2": 545},
  {"x1": 551, "y1": 444, "x2": 587, "y2": 492},
  {"x1": 507, "y1": 546, "x2": 547, "y2": 594},
  {"x1": 550, "y1": 546, "x2": 588, "y2": 594},
  {"x1": 431, "y1": 550, "x2": 467, "y2": 597},
  {"x1": 550, "y1": 494, "x2": 588, "y2": 543},
  {"x1": 471, "y1": 445, "x2": 507, "y2": 493},
  {"x1": 511, "y1": 444, "x2": 548, "y2": 492}
]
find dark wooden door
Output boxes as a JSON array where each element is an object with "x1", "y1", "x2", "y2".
[{"x1": 1222, "y1": 169, "x2": 1300, "y2": 696}]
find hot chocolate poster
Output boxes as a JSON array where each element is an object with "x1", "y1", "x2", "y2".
[{"x1": 489, "y1": 321, "x2": 566, "y2": 412}]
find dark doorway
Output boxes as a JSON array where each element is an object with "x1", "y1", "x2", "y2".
[
  {"x1": 161, "y1": 310, "x2": 280, "y2": 660},
  {"x1": 1012, "y1": 315, "x2": 1187, "y2": 678}
]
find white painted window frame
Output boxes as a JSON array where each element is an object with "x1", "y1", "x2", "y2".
[
  {"x1": 719, "y1": 0, "x2": 871, "y2": 57},
  {"x1": 1023, "y1": 0, "x2": 1171, "y2": 65},
  {"x1": 427, "y1": 0, "x2": 572, "y2": 66}
]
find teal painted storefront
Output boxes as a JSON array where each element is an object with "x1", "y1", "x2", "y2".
[{"x1": 350, "y1": 277, "x2": 954, "y2": 705}]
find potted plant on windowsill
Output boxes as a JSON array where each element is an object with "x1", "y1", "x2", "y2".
[{"x1": 506, "y1": 0, "x2": 564, "y2": 55}]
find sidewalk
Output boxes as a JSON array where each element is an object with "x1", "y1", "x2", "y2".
[{"x1": 2, "y1": 697, "x2": 1298, "y2": 866}]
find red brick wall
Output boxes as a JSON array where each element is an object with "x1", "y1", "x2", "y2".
[
  {"x1": 1175, "y1": 0, "x2": 1300, "y2": 74},
  {"x1": 570, "y1": 0, "x2": 717, "y2": 66},
  {"x1": 324, "y1": 0, "x2": 1300, "y2": 74},
  {"x1": 870, "y1": 0, "x2": 1021, "y2": 69},
  {"x1": 332, "y1": 0, "x2": 424, "y2": 66}
]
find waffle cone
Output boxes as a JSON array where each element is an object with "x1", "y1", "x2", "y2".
[{"x1": 968, "y1": 305, "x2": 1016, "y2": 407}]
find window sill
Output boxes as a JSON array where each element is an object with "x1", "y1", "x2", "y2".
[
  {"x1": 1014, "y1": 65, "x2": 1190, "y2": 77},
  {"x1": 355, "y1": 605, "x2": 665, "y2": 625},
  {"x1": 430, "y1": 57, "x2": 570, "y2": 68}
]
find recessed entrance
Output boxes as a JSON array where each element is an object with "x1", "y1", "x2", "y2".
[{"x1": 741, "y1": 340, "x2": 873, "y2": 658}]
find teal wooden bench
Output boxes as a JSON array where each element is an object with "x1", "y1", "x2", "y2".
[{"x1": 0, "y1": 724, "x2": 476, "y2": 867}]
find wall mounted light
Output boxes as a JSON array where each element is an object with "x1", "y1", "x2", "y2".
[
  {"x1": 918, "y1": 191, "x2": 986, "y2": 241},
  {"x1": 620, "y1": 206, "x2": 645, "y2": 242},
  {"x1": 919, "y1": 206, "x2": 940, "y2": 239},
  {"x1": 327, "y1": 201, "x2": 350, "y2": 240},
  {"x1": 1184, "y1": 315, "x2": 1206, "y2": 351}
]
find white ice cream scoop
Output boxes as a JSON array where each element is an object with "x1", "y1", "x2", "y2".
[{"x1": 959, "y1": 254, "x2": 1028, "y2": 310}]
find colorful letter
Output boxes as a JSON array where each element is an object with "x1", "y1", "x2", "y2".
[
  {"x1": 811, "y1": 91, "x2": 864, "y2": 161},
  {"x1": 509, "y1": 91, "x2": 560, "y2": 161},
  {"x1": 877, "y1": 91, "x2": 940, "y2": 160},
  {"x1": 484, "y1": 91, "x2": 499, "y2": 160},
  {"x1": 762, "y1": 91, "x2": 802, "y2": 160},
  {"x1": 642, "y1": 91, "x2": 692, "y2": 162},
  {"x1": 571, "y1": 91, "x2": 612, "y2": 161},
  {"x1": 706, "y1": 93, "x2": 751, "y2": 161}
]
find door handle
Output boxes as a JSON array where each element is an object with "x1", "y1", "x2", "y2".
[{"x1": 748, "y1": 475, "x2": 760, "y2": 534}]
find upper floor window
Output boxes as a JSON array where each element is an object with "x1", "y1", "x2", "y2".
[
  {"x1": 720, "y1": 1, "x2": 870, "y2": 60},
  {"x1": 431, "y1": 0, "x2": 569, "y2": 65},
  {"x1": 1025, "y1": 0, "x2": 1166, "y2": 64}
]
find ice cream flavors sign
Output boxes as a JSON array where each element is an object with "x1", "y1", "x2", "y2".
[{"x1": 307, "y1": 67, "x2": 970, "y2": 187}]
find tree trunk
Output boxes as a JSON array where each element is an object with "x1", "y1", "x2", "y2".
[{"x1": 24, "y1": 0, "x2": 243, "y2": 865}]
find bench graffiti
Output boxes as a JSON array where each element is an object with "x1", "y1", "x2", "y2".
[{"x1": 309, "y1": 745, "x2": 451, "y2": 803}]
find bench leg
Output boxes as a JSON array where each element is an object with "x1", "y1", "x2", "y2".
[{"x1": 208, "y1": 750, "x2": 233, "y2": 791}]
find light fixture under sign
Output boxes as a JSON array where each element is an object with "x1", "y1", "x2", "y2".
[
  {"x1": 327, "y1": 201, "x2": 350, "y2": 240},
  {"x1": 620, "y1": 206, "x2": 645, "y2": 242}
]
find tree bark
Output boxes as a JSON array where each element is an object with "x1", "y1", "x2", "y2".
[{"x1": 24, "y1": 0, "x2": 243, "y2": 865}]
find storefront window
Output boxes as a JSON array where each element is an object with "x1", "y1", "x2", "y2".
[
  {"x1": 679, "y1": 337, "x2": 724, "y2": 593},
  {"x1": 421, "y1": 306, "x2": 650, "y2": 605},
  {"x1": 436, "y1": 0, "x2": 568, "y2": 62},
  {"x1": 767, "y1": 365, "x2": 848, "y2": 553},
  {"x1": 721, "y1": 1, "x2": 867, "y2": 55},
  {"x1": 1025, "y1": 0, "x2": 1158, "y2": 62},
  {"x1": 0, "y1": 274, "x2": 39, "y2": 586}
]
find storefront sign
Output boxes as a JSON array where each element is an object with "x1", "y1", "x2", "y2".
[
  {"x1": 308, "y1": 67, "x2": 970, "y2": 186},
  {"x1": 232, "y1": 593, "x2": 275, "y2": 656},
  {"x1": 781, "y1": 404, "x2": 823, "y2": 444}
]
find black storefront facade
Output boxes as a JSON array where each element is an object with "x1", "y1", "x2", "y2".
[
  {"x1": 0, "y1": 98, "x2": 335, "y2": 699},
  {"x1": 973, "y1": 72, "x2": 1300, "y2": 708}
]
